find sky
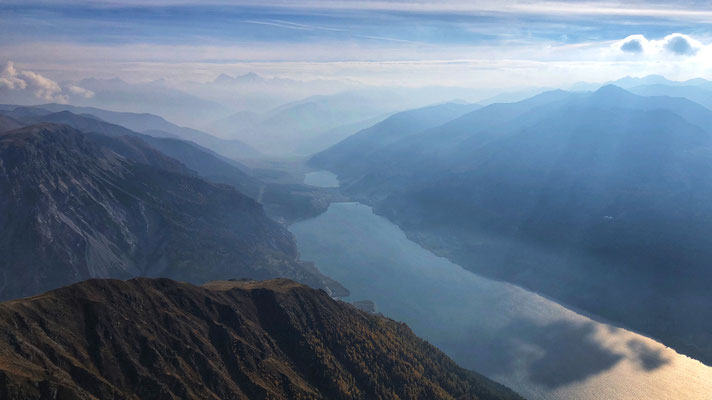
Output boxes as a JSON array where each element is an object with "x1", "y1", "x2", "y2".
[{"x1": 2, "y1": 0, "x2": 712, "y2": 94}]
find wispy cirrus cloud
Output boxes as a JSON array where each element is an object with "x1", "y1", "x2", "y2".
[
  {"x1": 5, "y1": 1, "x2": 712, "y2": 20},
  {"x1": 256, "y1": 19, "x2": 347, "y2": 32},
  {"x1": 1, "y1": 0, "x2": 712, "y2": 91},
  {"x1": 244, "y1": 19, "x2": 428, "y2": 45}
]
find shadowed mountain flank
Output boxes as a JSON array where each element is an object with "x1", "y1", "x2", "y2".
[
  {"x1": 311, "y1": 86, "x2": 712, "y2": 365},
  {"x1": 0, "y1": 124, "x2": 344, "y2": 300},
  {"x1": 0, "y1": 106, "x2": 340, "y2": 223}
]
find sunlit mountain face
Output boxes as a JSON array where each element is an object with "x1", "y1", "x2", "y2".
[{"x1": 2, "y1": 1, "x2": 712, "y2": 399}]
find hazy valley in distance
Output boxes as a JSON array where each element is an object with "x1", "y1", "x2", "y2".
[{"x1": 2, "y1": 1, "x2": 712, "y2": 399}]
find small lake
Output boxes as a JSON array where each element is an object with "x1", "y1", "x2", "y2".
[{"x1": 290, "y1": 195, "x2": 712, "y2": 400}]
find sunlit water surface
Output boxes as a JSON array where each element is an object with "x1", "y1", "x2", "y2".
[{"x1": 291, "y1": 172, "x2": 712, "y2": 400}]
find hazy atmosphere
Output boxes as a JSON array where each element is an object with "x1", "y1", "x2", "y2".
[
  {"x1": 4, "y1": 0, "x2": 712, "y2": 85},
  {"x1": 1, "y1": 1, "x2": 712, "y2": 399}
]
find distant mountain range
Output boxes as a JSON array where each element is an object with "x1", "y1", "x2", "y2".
[
  {"x1": 568, "y1": 75, "x2": 712, "y2": 111},
  {"x1": 0, "y1": 278, "x2": 522, "y2": 399},
  {"x1": 57, "y1": 78, "x2": 232, "y2": 128},
  {"x1": 0, "y1": 105, "x2": 336, "y2": 223},
  {"x1": 626, "y1": 84, "x2": 712, "y2": 110},
  {"x1": 483, "y1": 74, "x2": 712, "y2": 109},
  {"x1": 311, "y1": 102, "x2": 484, "y2": 174},
  {"x1": 29, "y1": 103, "x2": 260, "y2": 161},
  {"x1": 571, "y1": 74, "x2": 712, "y2": 92},
  {"x1": 311, "y1": 85, "x2": 712, "y2": 366},
  {"x1": 5, "y1": 73, "x2": 492, "y2": 157},
  {"x1": 209, "y1": 88, "x2": 486, "y2": 156},
  {"x1": 0, "y1": 122, "x2": 345, "y2": 300},
  {"x1": 0, "y1": 102, "x2": 523, "y2": 400},
  {"x1": 184, "y1": 72, "x2": 362, "y2": 113}
]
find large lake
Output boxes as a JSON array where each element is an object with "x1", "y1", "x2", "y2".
[{"x1": 290, "y1": 172, "x2": 712, "y2": 400}]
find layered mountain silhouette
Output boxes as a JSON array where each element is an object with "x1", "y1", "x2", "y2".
[
  {"x1": 54, "y1": 77, "x2": 231, "y2": 128},
  {"x1": 3, "y1": 108, "x2": 258, "y2": 191},
  {"x1": 209, "y1": 89, "x2": 483, "y2": 156},
  {"x1": 0, "y1": 106, "x2": 336, "y2": 223},
  {"x1": 0, "y1": 278, "x2": 523, "y2": 400},
  {"x1": 311, "y1": 86, "x2": 712, "y2": 365},
  {"x1": 13, "y1": 103, "x2": 259, "y2": 160},
  {"x1": 311, "y1": 102, "x2": 482, "y2": 173},
  {"x1": 627, "y1": 84, "x2": 712, "y2": 111},
  {"x1": 0, "y1": 124, "x2": 345, "y2": 300}
]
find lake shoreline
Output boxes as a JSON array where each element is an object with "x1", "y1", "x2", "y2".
[{"x1": 291, "y1": 193, "x2": 712, "y2": 400}]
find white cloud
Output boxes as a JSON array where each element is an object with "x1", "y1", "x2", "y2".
[
  {"x1": 0, "y1": 62, "x2": 28, "y2": 90},
  {"x1": 0, "y1": 61, "x2": 94, "y2": 103},
  {"x1": 19, "y1": 69, "x2": 66, "y2": 103},
  {"x1": 67, "y1": 84, "x2": 95, "y2": 98},
  {"x1": 663, "y1": 34, "x2": 700, "y2": 56},
  {"x1": 615, "y1": 33, "x2": 704, "y2": 58},
  {"x1": 1, "y1": 32, "x2": 711, "y2": 93},
  {"x1": 620, "y1": 35, "x2": 646, "y2": 54}
]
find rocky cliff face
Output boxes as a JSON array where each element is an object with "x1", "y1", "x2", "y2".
[
  {"x1": 1, "y1": 106, "x2": 343, "y2": 225},
  {"x1": 0, "y1": 124, "x2": 344, "y2": 300},
  {"x1": 0, "y1": 278, "x2": 522, "y2": 400}
]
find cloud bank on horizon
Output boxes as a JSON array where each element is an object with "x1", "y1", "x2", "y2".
[
  {"x1": 0, "y1": 62, "x2": 94, "y2": 103},
  {"x1": 1, "y1": 0, "x2": 711, "y2": 90}
]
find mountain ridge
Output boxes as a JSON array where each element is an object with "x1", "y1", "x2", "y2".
[
  {"x1": 0, "y1": 277, "x2": 523, "y2": 400},
  {"x1": 31, "y1": 103, "x2": 260, "y2": 160},
  {"x1": 0, "y1": 107, "x2": 336, "y2": 223},
  {"x1": 311, "y1": 86, "x2": 712, "y2": 366},
  {"x1": 0, "y1": 123, "x2": 345, "y2": 300}
]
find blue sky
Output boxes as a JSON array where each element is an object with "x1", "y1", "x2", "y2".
[
  {"x1": 2, "y1": 1, "x2": 709, "y2": 46},
  {"x1": 2, "y1": 1, "x2": 712, "y2": 88}
]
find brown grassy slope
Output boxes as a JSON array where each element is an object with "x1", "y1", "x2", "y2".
[{"x1": 0, "y1": 278, "x2": 523, "y2": 400}]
